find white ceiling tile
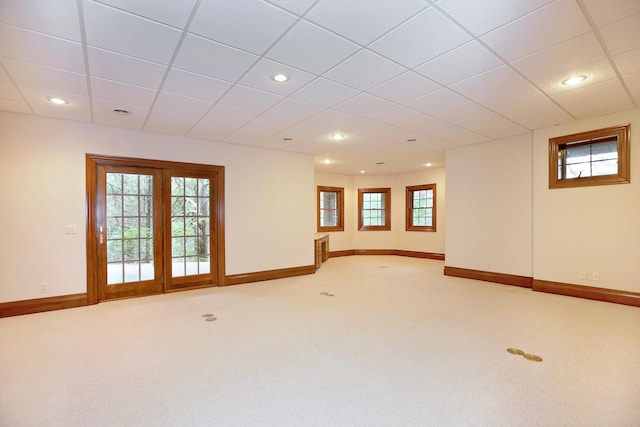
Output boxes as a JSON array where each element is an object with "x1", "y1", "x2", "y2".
[
  {"x1": 498, "y1": 98, "x2": 573, "y2": 129},
  {"x1": 265, "y1": 21, "x2": 360, "y2": 75},
  {"x1": 19, "y1": 85, "x2": 90, "y2": 111},
  {"x1": 406, "y1": 88, "x2": 468, "y2": 114},
  {"x1": 423, "y1": 123, "x2": 489, "y2": 146},
  {"x1": 88, "y1": 47, "x2": 167, "y2": 89},
  {"x1": 306, "y1": 0, "x2": 427, "y2": 45},
  {"x1": 218, "y1": 85, "x2": 284, "y2": 113},
  {"x1": 200, "y1": 104, "x2": 260, "y2": 128},
  {"x1": 264, "y1": 98, "x2": 324, "y2": 120},
  {"x1": 449, "y1": 65, "x2": 527, "y2": 100},
  {"x1": 0, "y1": 24, "x2": 85, "y2": 73},
  {"x1": 511, "y1": 33, "x2": 606, "y2": 81},
  {"x1": 91, "y1": 77, "x2": 157, "y2": 106},
  {"x1": 238, "y1": 58, "x2": 317, "y2": 96},
  {"x1": 144, "y1": 110, "x2": 200, "y2": 136},
  {"x1": 266, "y1": 0, "x2": 317, "y2": 16},
  {"x1": 2, "y1": 59, "x2": 87, "y2": 96},
  {"x1": 457, "y1": 112, "x2": 528, "y2": 139},
  {"x1": 552, "y1": 78, "x2": 634, "y2": 118},
  {"x1": 436, "y1": 0, "x2": 554, "y2": 36},
  {"x1": 304, "y1": 109, "x2": 358, "y2": 129},
  {"x1": 430, "y1": 101, "x2": 496, "y2": 124},
  {"x1": 187, "y1": 118, "x2": 241, "y2": 142},
  {"x1": 93, "y1": 0, "x2": 198, "y2": 28},
  {"x1": 224, "y1": 114, "x2": 297, "y2": 144},
  {"x1": 622, "y1": 70, "x2": 640, "y2": 101},
  {"x1": 0, "y1": 98, "x2": 33, "y2": 114},
  {"x1": 30, "y1": 103, "x2": 91, "y2": 122},
  {"x1": 0, "y1": 0, "x2": 81, "y2": 41},
  {"x1": 173, "y1": 34, "x2": 258, "y2": 82},
  {"x1": 415, "y1": 41, "x2": 503, "y2": 86},
  {"x1": 599, "y1": 13, "x2": 640, "y2": 56},
  {"x1": 190, "y1": 0, "x2": 296, "y2": 55},
  {"x1": 369, "y1": 105, "x2": 440, "y2": 130},
  {"x1": 480, "y1": 0, "x2": 592, "y2": 61},
  {"x1": 614, "y1": 47, "x2": 640, "y2": 76},
  {"x1": 0, "y1": 81, "x2": 23, "y2": 101},
  {"x1": 370, "y1": 8, "x2": 471, "y2": 68},
  {"x1": 162, "y1": 68, "x2": 231, "y2": 102},
  {"x1": 477, "y1": 83, "x2": 547, "y2": 112},
  {"x1": 323, "y1": 49, "x2": 405, "y2": 91},
  {"x1": 83, "y1": 1, "x2": 182, "y2": 65},
  {"x1": 92, "y1": 98, "x2": 149, "y2": 129},
  {"x1": 582, "y1": 0, "x2": 640, "y2": 27},
  {"x1": 154, "y1": 92, "x2": 213, "y2": 116},
  {"x1": 0, "y1": 66, "x2": 10, "y2": 81},
  {"x1": 333, "y1": 93, "x2": 396, "y2": 117},
  {"x1": 291, "y1": 78, "x2": 359, "y2": 107},
  {"x1": 368, "y1": 71, "x2": 441, "y2": 103},
  {"x1": 533, "y1": 59, "x2": 618, "y2": 96}
]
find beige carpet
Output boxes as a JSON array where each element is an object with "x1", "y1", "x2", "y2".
[{"x1": 1, "y1": 256, "x2": 639, "y2": 426}]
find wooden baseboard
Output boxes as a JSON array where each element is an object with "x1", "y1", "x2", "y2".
[
  {"x1": 444, "y1": 266, "x2": 533, "y2": 288},
  {"x1": 329, "y1": 249, "x2": 445, "y2": 261},
  {"x1": 224, "y1": 265, "x2": 316, "y2": 286},
  {"x1": 0, "y1": 293, "x2": 88, "y2": 318},
  {"x1": 533, "y1": 280, "x2": 640, "y2": 307}
]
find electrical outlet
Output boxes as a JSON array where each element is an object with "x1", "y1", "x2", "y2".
[
  {"x1": 579, "y1": 270, "x2": 587, "y2": 280},
  {"x1": 592, "y1": 272, "x2": 600, "y2": 281},
  {"x1": 39, "y1": 283, "x2": 48, "y2": 293}
]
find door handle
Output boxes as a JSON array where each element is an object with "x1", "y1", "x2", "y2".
[{"x1": 99, "y1": 226, "x2": 104, "y2": 244}]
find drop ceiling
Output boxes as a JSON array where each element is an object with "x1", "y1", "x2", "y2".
[{"x1": 1, "y1": 0, "x2": 638, "y2": 175}]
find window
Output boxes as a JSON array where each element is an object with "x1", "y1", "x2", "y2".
[
  {"x1": 406, "y1": 184, "x2": 436, "y2": 232},
  {"x1": 549, "y1": 124, "x2": 630, "y2": 189},
  {"x1": 358, "y1": 188, "x2": 391, "y2": 231},
  {"x1": 317, "y1": 186, "x2": 344, "y2": 232}
]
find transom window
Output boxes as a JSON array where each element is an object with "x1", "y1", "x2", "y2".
[
  {"x1": 406, "y1": 184, "x2": 436, "y2": 232},
  {"x1": 317, "y1": 186, "x2": 344, "y2": 232},
  {"x1": 549, "y1": 124, "x2": 630, "y2": 189},
  {"x1": 358, "y1": 188, "x2": 391, "y2": 231}
]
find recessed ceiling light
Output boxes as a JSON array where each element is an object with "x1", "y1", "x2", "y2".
[
  {"x1": 48, "y1": 97, "x2": 68, "y2": 105},
  {"x1": 360, "y1": 170, "x2": 366, "y2": 174},
  {"x1": 376, "y1": 161, "x2": 385, "y2": 165},
  {"x1": 273, "y1": 74, "x2": 289, "y2": 82},
  {"x1": 562, "y1": 75, "x2": 587, "y2": 86},
  {"x1": 330, "y1": 133, "x2": 345, "y2": 141},
  {"x1": 407, "y1": 138, "x2": 417, "y2": 142},
  {"x1": 283, "y1": 137, "x2": 294, "y2": 141},
  {"x1": 113, "y1": 108, "x2": 130, "y2": 115},
  {"x1": 323, "y1": 159, "x2": 331, "y2": 164},
  {"x1": 426, "y1": 163, "x2": 432, "y2": 167}
]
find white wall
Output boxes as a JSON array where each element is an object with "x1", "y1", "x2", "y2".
[
  {"x1": 315, "y1": 167, "x2": 446, "y2": 254},
  {"x1": 445, "y1": 134, "x2": 533, "y2": 277},
  {"x1": 0, "y1": 112, "x2": 315, "y2": 303},
  {"x1": 533, "y1": 108, "x2": 640, "y2": 293}
]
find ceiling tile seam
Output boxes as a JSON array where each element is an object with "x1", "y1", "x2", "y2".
[
  {"x1": 76, "y1": 0, "x2": 95, "y2": 121},
  {"x1": 0, "y1": 22, "x2": 82, "y2": 45},
  {"x1": 0, "y1": 61, "x2": 35, "y2": 114},
  {"x1": 89, "y1": 0, "x2": 190, "y2": 31},
  {"x1": 140, "y1": 0, "x2": 204, "y2": 130},
  {"x1": 576, "y1": 0, "x2": 638, "y2": 108},
  {"x1": 182, "y1": 0, "x2": 328, "y2": 139},
  {"x1": 427, "y1": 1, "x2": 580, "y2": 125}
]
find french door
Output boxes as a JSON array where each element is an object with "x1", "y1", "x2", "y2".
[{"x1": 87, "y1": 155, "x2": 224, "y2": 303}]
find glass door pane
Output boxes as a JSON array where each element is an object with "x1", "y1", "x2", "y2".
[
  {"x1": 106, "y1": 173, "x2": 155, "y2": 285},
  {"x1": 170, "y1": 176, "x2": 211, "y2": 278}
]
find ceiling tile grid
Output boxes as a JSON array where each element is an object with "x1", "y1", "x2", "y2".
[{"x1": 0, "y1": 0, "x2": 638, "y2": 175}]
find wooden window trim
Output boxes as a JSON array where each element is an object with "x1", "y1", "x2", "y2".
[
  {"x1": 549, "y1": 124, "x2": 630, "y2": 189},
  {"x1": 358, "y1": 187, "x2": 391, "y2": 231},
  {"x1": 406, "y1": 183, "x2": 436, "y2": 232},
  {"x1": 317, "y1": 186, "x2": 344, "y2": 232}
]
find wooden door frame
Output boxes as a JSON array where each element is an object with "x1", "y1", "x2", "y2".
[{"x1": 86, "y1": 154, "x2": 226, "y2": 305}]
